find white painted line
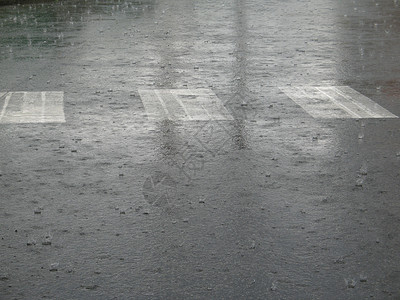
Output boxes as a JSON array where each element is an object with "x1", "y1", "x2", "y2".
[
  {"x1": 315, "y1": 87, "x2": 363, "y2": 118},
  {"x1": 171, "y1": 89, "x2": 234, "y2": 121},
  {"x1": 154, "y1": 90, "x2": 172, "y2": 119},
  {"x1": 139, "y1": 89, "x2": 233, "y2": 121},
  {"x1": 280, "y1": 86, "x2": 352, "y2": 118},
  {"x1": 280, "y1": 86, "x2": 398, "y2": 119},
  {"x1": 138, "y1": 90, "x2": 166, "y2": 120},
  {"x1": 335, "y1": 86, "x2": 397, "y2": 118},
  {"x1": 41, "y1": 92, "x2": 46, "y2": 122},
  {"x1": 41, "y1": 91, "x2": 65, "y2": 122},
  {"x1": 0, "y1": 91, "x2": 65, "y2": 124},
  {"x1": 171, "y1": 92, "x2": 192, "y2": 120},
  {"x1": 170, "y1": 90, "x2": 210, "y2": 121},
  {"x1": 156, "y1": 90, "x2": 188, "y2": 121},
  {"x1": 0, "y1": 92, "x2": 12, "y2": 122}
]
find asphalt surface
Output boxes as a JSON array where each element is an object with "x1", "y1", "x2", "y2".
[{"x1": 1, "y1": 0, "x2": 400, "y2": 299}]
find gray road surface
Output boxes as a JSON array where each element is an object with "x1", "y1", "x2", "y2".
[{"x1": 1, "y1": 0, "x2": 400, "y2": 299}]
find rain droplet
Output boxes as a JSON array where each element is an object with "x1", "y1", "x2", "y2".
[
  {"x1": 27, "y1": 239, "x2": 36, "y2": 246},
  {"x1": 356, "y1": 178, "x2": 364, "y2": 187},
  {"x1": 250, "y1": 240, "x2": 256, "y2": 249},
  {"x1": 345, "y1": 278, "x2": 356, "y2": 288},
  {"x1": 359, "y1": 163, "x2": 368, "y2": 175},
  {"x1": 0, "y1": 275, "x2": 9, "y2": 281},
  {"x1": 42, "y1": 234, "x2": 52, "y2": 245},
  {"x1": 42, "y1": 240, "x2": 52, "y2": 246},
  {"x1": 50, "y1": 263, "x2": 59, "y2": 272}
]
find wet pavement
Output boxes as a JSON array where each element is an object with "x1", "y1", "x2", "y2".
[{"x1": 1, "y1": 0, "x2": 400, "y2": 299}]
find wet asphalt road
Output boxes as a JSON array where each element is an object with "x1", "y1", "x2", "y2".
[{"x1": 1, "y1": 0, "x2": 400, "y2": 299}]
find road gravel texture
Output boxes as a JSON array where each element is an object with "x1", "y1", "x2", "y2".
[{"x1": 1, "y1": 0, "x2": 400, "y2": 299}]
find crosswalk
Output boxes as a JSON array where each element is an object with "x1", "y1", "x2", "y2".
[
  {"x1": 138, "y1": 89, "x2": 234, "y2": 121},
  {"x1": 0, "y1": 91, "x2": 65, "y2": 124},
  {"x1": 0, "y1": 87, "x2": 398, "y2": 124},
  {"x1": 280, "y1": 86, "x2": 398, "y2": 119}
]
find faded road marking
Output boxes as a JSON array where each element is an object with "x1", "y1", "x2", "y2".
[
  {"x1": 280, "y1": 86, "x2": 398, "y2": 119},
  {"x1": 139, "y1": 89, "x2": 234, "y2": 121},
  {"x1": 0, "y1": 92, "x2": 65, "y2": 124}
]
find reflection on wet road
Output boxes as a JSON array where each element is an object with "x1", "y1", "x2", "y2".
[{"x1": 1, "y1": 0, "x2": 399, "y2": 299}]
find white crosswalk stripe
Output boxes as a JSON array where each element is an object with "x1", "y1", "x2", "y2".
[
  {"x1": 139, "y1": 89, "x2": 234, "y2": 121},
  {"x1": 280, "y1": 86, "x2": 398, "y2": 119},
  {"x1": 0, "y1": 91, "x2": 65, "y2": 124}
]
